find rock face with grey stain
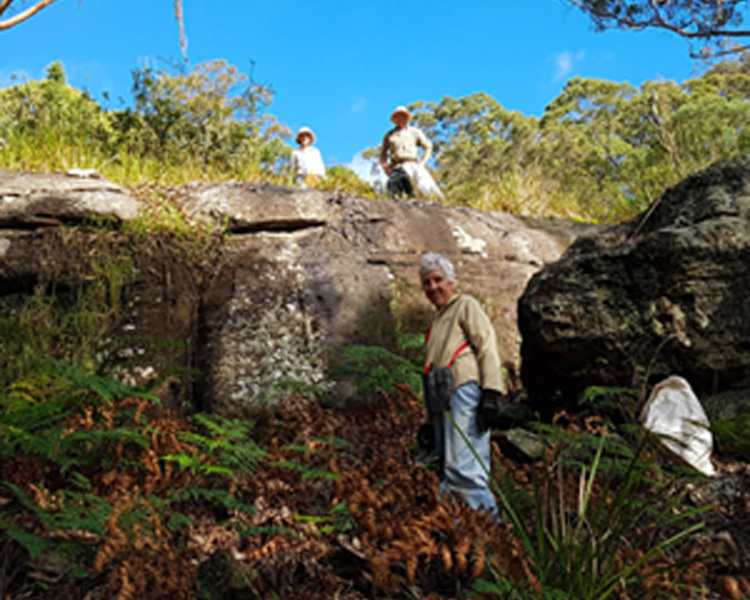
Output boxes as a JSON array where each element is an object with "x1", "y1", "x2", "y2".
[
  {"x1": 177, "y1": 182, "x2": 568, "y2": 414},
  {"x1": 518, "y1": 156, "x2": 750, "y2": 415},
  {"x1": 0, "y1": 171, "x2": 570, "y2": 415}
]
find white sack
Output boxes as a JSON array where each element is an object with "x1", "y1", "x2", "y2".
[
  {"x1": 399, "y1": 162, "x2": 444, "y2": 200},
  {"x1": 639, "y1": 375, "x2": 716, "y2": 477}
]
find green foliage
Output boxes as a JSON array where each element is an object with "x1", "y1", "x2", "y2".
[
  {"x1": 712, "y1": 414, "x2": 750, "y2": 456},
  {"x1": 316, "y1": 501, "x2": 357, "y2": 535},
  {"x1": 330, "y1": 343, "x2": 422, "y2": 395},
  {"x1": 577, "y1": 384, "x2": 642, "y2": 423},
  {"x1": 5, "y1": 57, "x2": 750, "y2": 221},
  {"x1": 4, "y1": 526, "x2": 53, "y2": 559},
  {"x1": 6, "y1": 482, "x2": 113, "y2": 536},
  {"x1": 0, "y1": 62, "x2": 112, "y2": 171},
  {"x1": 0, "y1": 237, "x2": 137, "y2": 393},
  {"x1": 405, "y1": 57, "x2": 750, "y2": 222},
  {"x1": 265, "y1": 379, "x2": 328, "y2": 402},
  {"x1": 461, "y1": 414, "x2": 708, "y2": 599},
  {"x1": 0, "y1": 361, "x2": 152, "y2": 461},
  {"x1": 0, "y1": 360, "x2": 272, "y2": 596},
  {"x1": 270, "y1": 460, "x2": 341, "y2": 480},
  {"x1": 121, "y1": 59, "x2": 289, "y2": 172},
  {"x1": 317, "y1": 165, "x2": 378, "y2": 199},
  {"x1": 171, "y1": 413, "x2": 267, "y2": 477},
  {"x1": 0, "y1": 59, "x2": 291, "y2": 186}
]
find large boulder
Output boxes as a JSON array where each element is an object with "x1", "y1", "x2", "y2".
[{"x1": 518, "y1": 156, "x2": 750, "y2": 413}]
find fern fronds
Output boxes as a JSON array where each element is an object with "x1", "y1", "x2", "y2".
[
  {"x1": 330, "y1": 344, "x2": 422, "y2": 394},
  {"x1": 177, "y1": 413, "x2": 267, "y2": 475}
]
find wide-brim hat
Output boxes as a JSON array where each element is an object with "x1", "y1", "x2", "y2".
[
  {"x1": 295, "y1": 126, "x2": 316, "y2": 144},
  {"x1": 390, "y1": 105, "x2": 412, "y2": 123}
]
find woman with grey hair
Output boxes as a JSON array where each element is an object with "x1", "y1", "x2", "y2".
[{"x1": 419, "y1": 252, "x2": 503, "y2": 517}]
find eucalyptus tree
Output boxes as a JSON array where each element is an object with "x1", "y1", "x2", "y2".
[
  {"x1": 675, "y1": 60, "x2": 750, "y2": 166},
  {"x1": 539, "y1": 77, "x2": 642, "y2": 218},
  {"x1": 540, "y1": 70, "x2": 750, "y2": 216},
  {"x1": 406, "y1": 59, "x2": 750, "y2": 222},
  {"x1": 409, "y1": 93, "x2": 541, "y2": 211},
  {"x1": 564, "y1": 0, "x2": 750, "y2": 59},
  {"x1": 112, "y1": 59, "x2": 290, "y2": 172}
]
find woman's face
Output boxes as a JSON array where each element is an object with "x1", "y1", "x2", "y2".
[{"x1": 421, "y1": 267, "x2": 456, "y2": 309}]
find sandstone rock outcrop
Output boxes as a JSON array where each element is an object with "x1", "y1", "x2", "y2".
[
  {"x1": 518, "y1": 156, "x2": 750, "y2": 414},
  {"x1": 0, "y1": 170, "x2": 570, "y2": 415},
  {"x1": 177, "y1": 182, "x2": 568, "y2": 414}
]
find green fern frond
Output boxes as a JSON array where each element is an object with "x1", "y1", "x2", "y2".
[
  {"x1": 162, "y1": 452, "x2": 204, "y2": 474},
  {"x1": 3, "y1": 482, "x2": 113, "y2": 536},
  {"x1": 166, "y1": 511, "x2": 194, "y2": 532},
  {"x1": 50, "y1": 360, "x2": 158, "y2": 404},
  {"x1": 270, "y1": 460, "x2": 341, "y2": 480},
  {"x1": 5, "y1": 527, "x2": 53, "y2": 559},
  {"x1": 178, "y1": 413, "x2": 267, "y2": 475},
  {"x1": 58, "y1": 427, "x2": 151, "y2": 471},
  {"x1": 330, "y1": 344, "x2": 422, "y2": 394},
  {"x1": 230, "y1": 523, "x2": 300, "y2": 538}
]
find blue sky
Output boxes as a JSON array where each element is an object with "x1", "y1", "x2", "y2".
[{"x1": 0, "y1": 0, "x2": 704, "y2": 175}]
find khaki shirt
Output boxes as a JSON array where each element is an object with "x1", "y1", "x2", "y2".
[
  {"x1": 380, "y1": 126, "x2": 431, "y2": 165},
  {"x1": 424, "y1": 294, "x2": 504, "y2": 393}
]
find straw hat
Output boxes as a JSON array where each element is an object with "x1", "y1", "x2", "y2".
[
  {"x1": 390, "y1": 105, "x2": 412, "y2": 123},
  {"x1": 295, "y1": 126, "x2": 316, "y2": 144}
]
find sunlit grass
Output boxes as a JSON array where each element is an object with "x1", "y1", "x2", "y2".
[{"x1": 1, "y1": 133, "x2": 645, "y2": 222}]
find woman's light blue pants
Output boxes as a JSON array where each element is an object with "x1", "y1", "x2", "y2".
[{"x1": 430, "y1": 382, "x2": 498, "y2": 517}]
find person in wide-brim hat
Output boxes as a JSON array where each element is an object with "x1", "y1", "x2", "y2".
[
  {"x1": 390, "y1": 106, "x2": 412, "y2": 124},
  {"x1": 290, "y1": 125, "x2": 325, "y2": 188},
  {"x1": 379, "y1": 105, "x2": 443, "y2": 200},
  {"x1": 295, "y1": 126, "x2": 316, "y2": 145}
]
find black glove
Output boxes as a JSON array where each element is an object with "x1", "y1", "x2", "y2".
[
  {"x1": 417, "y1": 422, "x2": 436, "y2": 452},
  {"x1": 477, "y1": 389, "x2": 502, "y2": 432}
]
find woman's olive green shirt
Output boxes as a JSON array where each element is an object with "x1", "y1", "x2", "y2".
[{"x1": 424, "y1": 293, "x2": 504, "y2": 393}]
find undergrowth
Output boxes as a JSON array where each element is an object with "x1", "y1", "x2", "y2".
[
  {"x1": 0, "y1": 360, "x2": 722, "y2": 600},
  {"x1": 0, "y1": 360, "x2": 265, "y2": 600},
  {"x1": 0, "y1": 184, "x2": 222, "y2": 397},
  {"x1": 486, "y1": 415, "x2": 708, "y2": 599}
]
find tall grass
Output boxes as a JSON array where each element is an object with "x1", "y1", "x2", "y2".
[{"x1": 447, "y1": 413, "x2": 708, "y2": 599}]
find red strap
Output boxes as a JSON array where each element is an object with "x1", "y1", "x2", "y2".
[
  {"x1": 447, "y1": 342, "x2": 469, "y2": 368},
  {"x1": 423, "y1": 339, "x2": 469, "y2": 373}
]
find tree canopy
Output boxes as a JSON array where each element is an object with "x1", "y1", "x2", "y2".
[
  {"x1": 0, "y1": 60, "x2": 292, "y2": 182},
  {"x1": 565, "y1": 0, "x2": 750, "y2": 59},
  {"x1": 406, "y1": 55, "x2": 750, "y2": 221}
]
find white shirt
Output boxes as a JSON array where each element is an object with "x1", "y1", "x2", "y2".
[{"x1": 290, "y1": 146, "x2": 326, "y2": 181}]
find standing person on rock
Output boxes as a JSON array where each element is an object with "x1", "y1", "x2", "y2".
[
  {"x1": 379, "y1": 106, "x2": 444, "y2": 200},
  {"x1": 419, "y1": 252, "x2": 503, "y2": 517},
  {"x1": 289, "y1": 126, "x2": 326, "y2": 188}
]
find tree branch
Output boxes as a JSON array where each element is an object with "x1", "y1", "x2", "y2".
[
  {"x1": 174, "y1": 0, "x2": 188, "y2": 63},
  {"x1": 0, "y1": 0, "x2": 58, "y2": 30},
  {"x1": 0, "y1": 0, "x2": 15, "y2": 16},
  {"x1": 565, "y1": 0, "x2": 750, "y2": 58}
]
